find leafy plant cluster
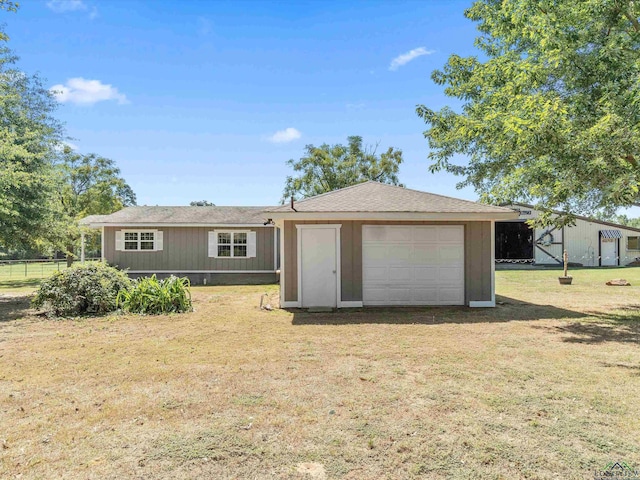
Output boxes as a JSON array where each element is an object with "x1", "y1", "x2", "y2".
[
  {"x1": 117, "y1": 275, "x2": 192, "y2": 315},
  {"x1": 32, "y1": 265, "x2": 192, "y2": 317},
  {"x1": 32, "y1": 263, "x2": 131, "y2": 317}
]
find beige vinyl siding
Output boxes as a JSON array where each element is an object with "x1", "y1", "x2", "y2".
[
  {"x1": 104, "y1": 226, "x2": 275, "y2": 272},
  {"x1": 283, "y1": 220, "x2": 492, "y2": 304}
]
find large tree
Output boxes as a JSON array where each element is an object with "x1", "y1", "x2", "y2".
[
  {"x1": 417, "y1": 0, "x2": 640, "y2": 225},
  {"x1": 0, "y1": 7, "x2": 64, "y2": 249},
  {"x1": 282, "y1": 135, "x2": 403, "y2": 202},
  {"x1": 55, "y1": 147, "x2": 136, "y2": 264}
]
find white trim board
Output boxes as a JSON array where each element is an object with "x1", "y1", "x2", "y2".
[
  {"x1": 273, "y1": 227, "x2": 278, "y2": 271},
  {"x1": 127, "y1": 270, "x2": 277, "y2": 274},
  {"x1": 490, "y1": 220, "x2": 496, "y2": 306},
  {"x1": 101, "y1": 226, "x2": 105, "y2": 262},
  {"x1": 338, "y1": 301, "x2": 363, "y2": 308},
  {"x1": 279, "y1": 301, "x2": 362, "y2": 309},
  {"x1": 88, "y1": 223, "x2": 274, "y2": 229},
  {"x1": 280, "y1": 301, "x2": 301, "y2": 308},
  {"x1": 469, "y1": 300, "x2": 496, "y2": 308},
  {"x1": 278, "y1": 221, "x2": 286, "y2": 308}
]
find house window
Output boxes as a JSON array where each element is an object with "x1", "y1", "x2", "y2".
[
  {"x1": 628, "y1": 236, "x2": 640, "y2": 250},
  {"x1": 217, "y1": 231, "x2": 247, "y2": 258},
  {"x1": 209, "y1": 230, "x2": 255, "y2": 259},
  {"x1": 124, "y1": 231, "x2": 155, "y2": 251}
]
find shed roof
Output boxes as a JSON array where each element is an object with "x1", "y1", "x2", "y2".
[
  {"x1": 509, "y1": 203, "x2": 640, "y2": 234},
  {"x1": 266, "y1": 181, "x2": 514, "y2": 214}
]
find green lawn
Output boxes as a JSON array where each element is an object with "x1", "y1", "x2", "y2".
[
  {"x1": 0, "y1": 260, "x2": 100, "y2": 294},
  {"x1": 0, "y1": 260, "x2": 66, "y2": 279},
  {"x1": 0, "y1": 268, "x2": 638, "y2": 479}
]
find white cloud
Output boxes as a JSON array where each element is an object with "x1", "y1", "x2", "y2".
[
  {"x1": 389, "y1": 47, "x2": 434, "y2": 71},
  {"x1": 268, "y1": 127, "x2": 301, "y2": 143},
  {"x1": 50, "y1": 78, "x2": 128, "y2": 106},
  {"x1": 46, "y1": 0, "x2": 87, "y2": 13}
]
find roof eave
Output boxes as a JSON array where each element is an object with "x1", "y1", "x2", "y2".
[
  {"x1": 506, "y1": 203, "x2": 640, "y2": 234},
  {"x1": 267, "y1": 211, "x2": 519, "y2": 221},
  {"x1": 85, "y1": 222, "x2": 274, "y2": 229}
]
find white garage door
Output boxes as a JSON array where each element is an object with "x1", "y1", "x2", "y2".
[{"x1": 362, "y1": 225, "x2": 464, "y2": 306}]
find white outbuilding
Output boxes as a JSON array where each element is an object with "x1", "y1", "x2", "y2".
[{"x1": 496, "y1": 204, "x2": 640, "y2": 267}]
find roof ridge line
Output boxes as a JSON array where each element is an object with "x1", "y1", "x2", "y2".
[
  {"x1": 375, "y1": 181, "x2": 513, "y2": 210},
  {"x1": 291, "y1": 180, "x2": 373, "y2": 205}
]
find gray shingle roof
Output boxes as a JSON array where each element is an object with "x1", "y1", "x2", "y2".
[
  {"x1": 266, "y1": 181, "x2": 514, "y2": 214},
  {"x1": 79, "y1": 214, "x2": 108, "y2": 225},
  {"x1": 83, "y1": 206, "x2": 271, "y2": 225}
]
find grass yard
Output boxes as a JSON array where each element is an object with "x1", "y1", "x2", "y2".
[
  {"x1": 0, "y1": 269, "x2": 639, "y2": 479},
  {"x1": 0, "y1": 261, "x2": 102, "y2": 294}
]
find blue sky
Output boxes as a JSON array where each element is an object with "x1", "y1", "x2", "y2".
[{"x1": 8, "y1": 1, "x2": 492, "y2": 206}]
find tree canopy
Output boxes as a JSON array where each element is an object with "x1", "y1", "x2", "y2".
[
  {"x1": 0, "y1": 17, "x2": 64, "y2": 249},
  {"x1": 54, "y1": 147, "x2": 136, "y2": 263},
  {"x1": 282, "y1": 135, "x2": 403, "y2": 202},
  {"x1": 417, "y1": 0, "x2": 640, "y2": 225},
  {"x1": 190, "y1": 200, "x2": 215, "y2": 206}
]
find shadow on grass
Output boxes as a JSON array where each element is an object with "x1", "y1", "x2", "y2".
[
  {"x1": 0, "y1": 278, "x2": 42, "y2": 289},
  {"x1": 0, "y1": 296, "x2": 32, "y2": 322},
  {"x1": 547, "y1": 321, "x2": 640, "y2": 344},
  {"x1": 600, "y1": 361, "x2": 640, "y2": 375},
  {"x1": 290, "y1": 295, "x2": 586, "y2": 326}
]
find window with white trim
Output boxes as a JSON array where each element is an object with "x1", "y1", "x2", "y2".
[
  {"x1": 628, "y1": 236, "x2": 640, "y2": 250},
  {"x1": 208, "y1": 230, "x2": 256, "y2": 258},
  {"x1": 123, "y1": 230, "x2": 156, "y2": 251},
  {"x1": 217, "y1": 231, "x2": 247, "y2": 257}
]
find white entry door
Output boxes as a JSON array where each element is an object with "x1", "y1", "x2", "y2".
[
  {"x1": 601, "y1": 238, "x2": 618, "y2": 266},
  {"x1": 299, "y1": 226, "x2": 338, "y2": 307},
  {"x1": 362, "y1": 225, "x2": 465, "y2": 306}
]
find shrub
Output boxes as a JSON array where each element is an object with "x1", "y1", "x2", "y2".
[
  {"x1": 117, "y1": 275, "x2": 192, "y2": 315},
  {"x1": 32, "y1": 263, "x2": 131, "y2": 317}
]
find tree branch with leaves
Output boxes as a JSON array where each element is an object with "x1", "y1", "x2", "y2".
[
  {"x1": 282, "y1": 135, "x2": 403, "y2": 202},
  {"x1": 417, "y1": 0, "x2": 640, "y2": 226}
]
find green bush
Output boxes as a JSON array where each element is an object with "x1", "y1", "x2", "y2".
[
  {"x1": 32, "y1": 263, "x2": 131, "y2": 317},
  {"x1": 117, "y1": 275, "x2": 192, "y2": 315}
]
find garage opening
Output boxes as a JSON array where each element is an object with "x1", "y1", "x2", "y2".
[
  {"x1": 362, "y1": 225, "x2": 464, "y2": 306},
  {"x1": 495, "y1": 222, "x2": 533, "y2": 261}
]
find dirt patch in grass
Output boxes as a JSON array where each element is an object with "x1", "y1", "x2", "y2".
[{"x1": 1, "y1": 276, "x2": 639, "y2": 479}]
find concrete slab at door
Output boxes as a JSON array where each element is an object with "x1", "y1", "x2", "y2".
[{"x1": 300, "y1": 227, "x2": 337, "y2": 307}]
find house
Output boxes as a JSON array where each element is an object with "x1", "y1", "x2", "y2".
[
  {"x1": 265, "y1": 182, "x2": 517, "y2": 308},
  {"x1": 81, "y1": 206, "x2": 279, "y2": 285},
  {"x1": 496, "y1": 204, "x2": 640, "y2": 266}
]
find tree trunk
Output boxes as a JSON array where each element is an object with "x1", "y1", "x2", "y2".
[{"x1": 66, "y1": 245, "x2": 75, "y2": 268}]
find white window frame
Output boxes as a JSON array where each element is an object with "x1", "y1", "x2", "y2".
[
  {"x1": 121, "y1": 229, "x2": 157, "y2": 251},
  {"x1": 627, "y1": 236, "x2": 640, "y2": 251},
  {"x1": 210, "y1": 230, "x2": 253, "y2": 258}
]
